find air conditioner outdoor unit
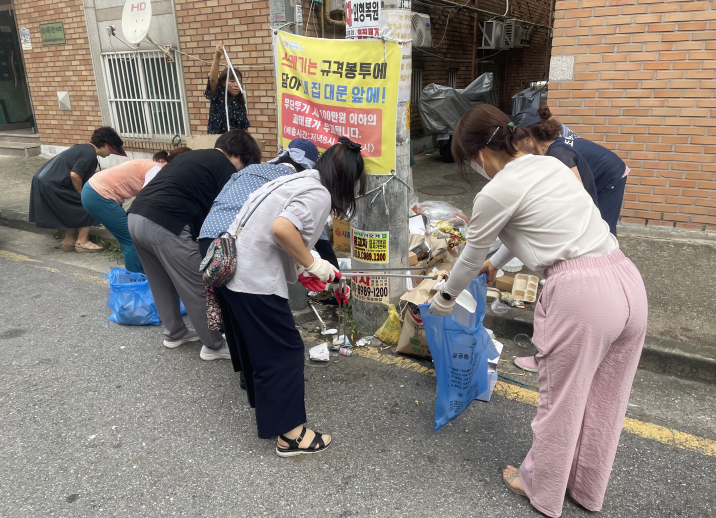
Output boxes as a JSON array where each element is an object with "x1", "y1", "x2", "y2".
[
  {"x1": 479, "y1": 20, "x2": 504, "y2": 49},
  {"x1": 330, "y1": 0, "x2": 346, "y2": 14},
  {"x1": 503, "y1": 19, "x2": 523, "y2": 48},
  {"x1": 411, "y1": 13, "x2": 433, "y2": 48}
]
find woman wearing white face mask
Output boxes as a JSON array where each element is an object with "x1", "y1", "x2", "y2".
[{"x1": 429, "y1": 104, "x2": 648, "y2": 518}]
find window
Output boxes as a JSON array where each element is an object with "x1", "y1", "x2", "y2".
[
  {"x1": 448, "y1": 69, "x2": 458, "y2": 89},
  {"x1": 101, "y1": 51, "x2": 188, "y2": 142},
  {"x1": 411, "y1": 69, "x2": 423, "y2": 104}
]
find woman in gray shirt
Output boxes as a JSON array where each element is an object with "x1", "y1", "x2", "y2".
[{"x1": 221, "y1": 138, "x2": 366, "y2": 457}]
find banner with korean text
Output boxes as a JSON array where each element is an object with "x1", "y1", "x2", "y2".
[{"x1": 273, "y1": 31, "x2": 401, "y2": 175}]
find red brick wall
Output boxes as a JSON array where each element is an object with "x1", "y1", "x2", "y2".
[
  {"x1": 411, "y1": 0, "x2": 554, "y2": 138},
  {"x1": 549, "y1": 0, "x2": 716, "y2": 231},
  {"x1": 14, "y1": 0, "x2": 103, "y2": 146},
  {"x1": 174, "y1": 0, "x2": 279, "y2": 151}
]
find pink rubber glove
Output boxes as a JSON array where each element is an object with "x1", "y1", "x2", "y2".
[{"x1": 298, "y1": 272, "x2": 327, "y2": 293}]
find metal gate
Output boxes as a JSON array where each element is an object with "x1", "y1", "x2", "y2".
[{"x1": 101, "y1": 51, "x2": 188, "y2": 142}]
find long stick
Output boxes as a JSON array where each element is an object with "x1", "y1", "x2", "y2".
[
  {"x1": 341, "y1": 267, "x2": 426, "y2": 272},
  {"x1": 339, "y1": 273, "x2": 438, "y2": 279}
]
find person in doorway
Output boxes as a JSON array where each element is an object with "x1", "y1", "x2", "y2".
[
  {"x1": 511, "y1": 106, "x2": 598, "y2": 207},
  {"x1": 29, "y1": 127, "x2": 126, "y2": 253},
  {"x1": 127, "y1": 130, "x2": 261, "y2": 361},
  {"x1": 81, "y1": 147, "x2": 192, "y2": 273},
  {"x1": 513, "y1": 106, "x2": 629, "y2": 236},
  {"x1": 429, "y1": 104, "x2": 647, "y2": 518},
  {"x1": 206, "y1": 43, "x2": 249, "y2": 135},
  {"x1": 222, "y1": 137, "x2": 366, "y2": 457}
]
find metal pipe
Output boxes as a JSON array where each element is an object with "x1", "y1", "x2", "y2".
[
  {"x1": 339, "y1": 273, "x2": 439, "y2": 279},
  {"x1": 470, "y1": 0, "x2": 478, "y2": 80},
  {"x1": 323, "y1": 0, "x2": 346, "y2": 29},
  {"x1": 341, "y1": 267, "x2": 426, "y2": 272},
  {"x1": 426, "y1": 0, "x2": 552, "y2": 30}
]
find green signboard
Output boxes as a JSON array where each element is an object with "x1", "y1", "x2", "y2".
[{"x1": 39, "y1": 22, "x2": 65, "y2": 46}]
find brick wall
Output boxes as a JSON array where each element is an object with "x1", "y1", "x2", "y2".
[
  {"x1": 411, "y1": 0, "x2": 553, "y2": 139},
  {"x1": 549, "y1": 0, "x2": 716, "y2": 232},
  {"x1": 14, "y1": 0, "x2": 103, "y2": 146}
]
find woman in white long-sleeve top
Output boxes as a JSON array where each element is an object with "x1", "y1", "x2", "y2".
[
  {"x1": 221, "y1": 137, "x2": 366, "y2": 457},
  {"x1": 428, "y1": 104, "x2": 647, "y2": 518}
]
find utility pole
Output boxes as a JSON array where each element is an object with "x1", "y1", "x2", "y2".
[{"x1": 346, "y1": 1, "x2": 413, "y2": 332}]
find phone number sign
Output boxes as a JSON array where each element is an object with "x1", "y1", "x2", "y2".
[
  {"x1": 352, "y1": 276, "x2": 389, "y2": 303},
  {"x1": 352, "y1": 229, "x2": 388, "y2": 263}
]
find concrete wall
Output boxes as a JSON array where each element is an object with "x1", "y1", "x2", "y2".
[{"x1": 549, "y1": 0, "x2": 716, "y2": 232}]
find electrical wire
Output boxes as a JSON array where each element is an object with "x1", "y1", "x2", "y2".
[
  {"x1": 305, "y1": 0, "x2": 315, "y2": 34},
  {"x1": 414, "y1": 46, "x2": 506, "y2": 63}
]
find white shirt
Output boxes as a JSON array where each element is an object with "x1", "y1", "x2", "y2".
[
  {"x1": 224, "y1": 170, "x2": 331, "y2": 299},
  {"x1": 444, "y1": 154, "x2": 618, "y2": 295}
]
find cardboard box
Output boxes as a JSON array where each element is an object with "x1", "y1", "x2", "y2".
[
  {"x1": 495, "y1": 275, "x2": 515, "y2": 292},
  {"x1": 333, "y1": 217, "x2": 351, "y2": 252},
  {"x1": 396, "y1": 307, "x2": 431, "y2": 359},
  {"x1": 409, "y1": 252, "x2": 418, "y2": 266}
]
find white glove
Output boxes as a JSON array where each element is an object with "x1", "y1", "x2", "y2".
[
  {"x1": 299, "y1": 257, "x2": 340, "y2": 283},
  {"x1": 428, "y1": 290, "x2": 457, "y2": 317}
]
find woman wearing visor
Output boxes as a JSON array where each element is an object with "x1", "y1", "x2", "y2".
[{"x1": 429, "y1": 104, "x2": 647, "y2": 518}]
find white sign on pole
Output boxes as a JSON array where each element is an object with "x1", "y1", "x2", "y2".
[
  {"x1": 345, "y1": 0, "x2": 381, "y2": 40},
  {"x1": 122, "y1": 0, "x2": 153, "y2": 45},
  {"x1": 270, "y1": 0, "x2": 287, "y2": 23}
]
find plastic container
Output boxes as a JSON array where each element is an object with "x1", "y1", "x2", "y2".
[
  {"x1": 502, "y1": 257, "x2": 524, "y2": 273},
  {"x1": 512, "y1": 274, "x2": 539, "y2": 303}
]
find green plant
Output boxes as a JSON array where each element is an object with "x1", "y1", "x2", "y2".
[
  {"x1": 346, "y1": 299, "x2": 361, "y2": 339},
  {"x1": 95, "y1": 236, "x2": 124, "y2": 264}
]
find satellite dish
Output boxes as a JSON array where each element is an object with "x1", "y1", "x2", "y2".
[{"x1": 122, "y1": 0, "x2": 153, "y2": 45}]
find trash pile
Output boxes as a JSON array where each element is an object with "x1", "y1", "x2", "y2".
[{"x1": 307, "y1": 199, "x2": 541, "y2": 424}]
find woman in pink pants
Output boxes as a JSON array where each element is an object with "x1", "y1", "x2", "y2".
[{"x1": 428, "y1": 104, "x2": 648, "y2": 518}]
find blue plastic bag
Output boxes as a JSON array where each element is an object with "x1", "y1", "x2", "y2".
[
  {"x1": 419, "y1": 275, "x2": 498, "y2": 432},
  {"x1": 104, "y1": 268, "x2": 187, "y2": 326}
]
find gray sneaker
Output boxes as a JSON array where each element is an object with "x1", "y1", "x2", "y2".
[
  {"x1": 200, "y1": 344, "x2": 231, "y2": 361},
  {"x1": 163, "y1": 329, "x2": 201, "y2": 349}
]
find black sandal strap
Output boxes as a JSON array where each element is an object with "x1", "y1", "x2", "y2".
[
  {"x1": 308, "y1": 432, "x2": 325, "y2": 450},
  {"x1": 278, "y1": 426, "x2": 306, "y2": 450}
]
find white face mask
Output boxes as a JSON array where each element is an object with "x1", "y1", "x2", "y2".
[{"x1": 470, "y1": 152, "x2": 491, "y2": 181}]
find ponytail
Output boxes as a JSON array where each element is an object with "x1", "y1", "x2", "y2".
[
  {"x1": 452, "y1": 104, "x2": 529, "y2": 181},
  {"x1": 316, "y1": 136, "x2": 367, "y2": 220},
  {"x1": 153, "y1": 146, "x2": 192, "y2": 163}
]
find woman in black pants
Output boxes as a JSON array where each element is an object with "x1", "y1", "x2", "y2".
[{"x1": 221, "y1": 138, "x2": 365, "y2": 457}]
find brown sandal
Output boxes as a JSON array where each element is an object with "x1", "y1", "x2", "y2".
[
  {"x1": 503, "y1": 468, "x2": 527, "y2": 497},
  {"x1": 75, "y1": 241, "x2": 103, "y2": 253},
  {"x1": 61, "y1": 240, "x2": 76, "y2": 252}
]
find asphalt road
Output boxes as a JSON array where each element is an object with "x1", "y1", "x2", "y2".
[{"x1": 1, "y1": 226, "x2": 715, "y2": 517}]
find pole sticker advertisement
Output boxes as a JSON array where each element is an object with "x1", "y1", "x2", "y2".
[
  {"x1": 352, "y1": 229, "x2": 388, "y2": 263},
  {"x1": 273, "y1": 31, "x2": 401, "y2": 174},
  {"x1": 352, "y1": 276, "x2": 390, "y2": 303}
]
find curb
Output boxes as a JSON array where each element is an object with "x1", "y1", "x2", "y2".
[
  {"x1": 483, "y1": 306, "x2": 716, "y2": 385},
  {"x1": 0, "y1": 208, "x2": 118, "y2": 244}
]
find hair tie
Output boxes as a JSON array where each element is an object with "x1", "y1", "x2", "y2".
[
  {"x1": 507, "y1": 122, "x2": 515, "y2": 133},
  {"x1": 338, "y1": 136, "x2": 362, "y2": 152}
]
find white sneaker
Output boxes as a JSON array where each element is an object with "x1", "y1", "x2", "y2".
[
  {"x1": 163, "y1": 329, "x2": 201, "y2": 349},
  {"x1": 200, "y1": 344, "x2": 231, "y2": 361}
]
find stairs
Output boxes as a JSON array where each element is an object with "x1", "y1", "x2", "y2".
[{"x1": 0, "y1": 132, "x2": 41, "y2": 157}]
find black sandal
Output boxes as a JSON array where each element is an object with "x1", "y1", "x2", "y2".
[{"x1": 276, "y1": 426, "x2": 331, "y2": 458}]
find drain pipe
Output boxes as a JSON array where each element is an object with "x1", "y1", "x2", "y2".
[{"x1": 324, "y1": 0, "x2": 346, "y2": 29}]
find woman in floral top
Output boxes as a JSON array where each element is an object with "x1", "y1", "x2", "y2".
[{"x1": 205, "y1": 43, "x2": 250, "y2": 134}]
